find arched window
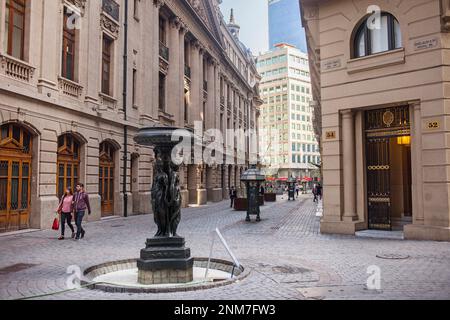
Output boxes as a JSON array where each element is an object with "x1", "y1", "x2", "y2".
[
  {"x1": 99, "y1": 141, "x2": 115, "y2": 216},
  {"x1": 57, "y1": 134, "x2": 80, "y2": 198},
  {"x1": 0, "y1": 123, "x2": 32, "y2": 231},
  {"x1": 353, "y1": 13, "x2": 402, "y2": 58}
]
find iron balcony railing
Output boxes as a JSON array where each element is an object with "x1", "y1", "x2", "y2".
[
  {"x1": 184, "y1": 65, "x2": 191, "y2": 78},
  {"x1": 159, "y1": 42, "x2": 169, "y2": 61}
]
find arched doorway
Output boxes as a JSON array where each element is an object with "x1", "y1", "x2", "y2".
[
  {"x1": 0, "y1": 123, "x2": 32, "y2": 232},
  {"x1": 57, "y1": 133, "x2": 81, "y2": 199},
  {"x1": 99, "y1": 141, "x2": 115, "y2": 216}
]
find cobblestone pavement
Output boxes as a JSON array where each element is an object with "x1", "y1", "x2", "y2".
[{"x1": 1, "y1": 194, "x2": 449, "y2": 300}]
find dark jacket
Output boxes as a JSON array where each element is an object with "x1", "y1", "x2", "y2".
[
  {"x1": 74, "y1": 191, "x2": 91, "y2": 214},
  {"x1": 229, "y1": 189, "x2": 237, "y2": 199}
]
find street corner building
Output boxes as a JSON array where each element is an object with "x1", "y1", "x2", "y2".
[
  {"x1": 0, "y1": 0, "x2": 262, "y2": 233},
  {"x1": 299, "y1": 0, "x2": 450, "y2": 241}
]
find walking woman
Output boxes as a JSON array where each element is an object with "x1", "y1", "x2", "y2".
[{"x1": 56, "y1": 187, "x2": 75, "y2": 240}]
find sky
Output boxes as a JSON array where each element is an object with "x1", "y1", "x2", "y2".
[{"x1": 219, "y1": 0, "x2": 269, "y2": 56}]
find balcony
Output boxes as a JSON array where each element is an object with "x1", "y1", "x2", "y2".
[
  {"x1": 58, "y1": 77, "x2": 83, "y2": 98},
  {"x1": 102, "y1": 0, "x2": 120, "y2": 22},
  {"x1": 159, "y1": 42, "x2": 169, "y2": 62},
  {"x1": 99, "y1": 92, "x2": 118, "y2": 110},
  {"x1": 184, "y1": 65, "x2": 191, "y2": 79},
  {"x1": 0, "y1": 54, "x2": 35, "y2": 83}
]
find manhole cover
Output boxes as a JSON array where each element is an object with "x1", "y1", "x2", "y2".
[
  {"x1": 376, "y1": 253, "x2": 410, "y2": 260},
  {"x1": 0, "y1": 263, "x2": 39, "y2": 275},
  {"x1": 272, "y1": 266, "x2": 312, "y2": 274}
]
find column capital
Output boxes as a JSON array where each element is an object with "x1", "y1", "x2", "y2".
[
  {"x1": 180, "y1": 21, "x2": 189, "y2": 35},
  {"x1": 153, "y1": 0, "x2": 165, "y2": 8},
  {"x1": 341, "y1": 109, "x2": 354, "y2": 118},
  {"x1": 409, "y1": 101, "x2": 421, "y2": 110},
  {"x1": 169, "y1": 16, "x2": 182, "y2": 29}
]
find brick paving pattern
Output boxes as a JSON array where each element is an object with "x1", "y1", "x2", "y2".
[{"x1": 1, "y1": 194, "x2": 449, "y2": 300}]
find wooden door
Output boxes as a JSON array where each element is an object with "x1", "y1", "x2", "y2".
[
  {"x1": 99, "y1": 142, "x2": 115, "y2": 216},
  {"x1": 57, "y1": 134, "x2": 80, "y2": 199},
  {"x1": 0, "y1": 124, "x2": 32, "y2": 232}
]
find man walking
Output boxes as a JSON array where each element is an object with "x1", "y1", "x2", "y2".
[
  {"x1": 73, "y1": 183, "x2": 91, "y2": 240},
  {"x1": 229, "y1": 186, "x2": 237, "y2": 209}
]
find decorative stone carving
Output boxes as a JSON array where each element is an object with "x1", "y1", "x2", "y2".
[
  {"x1": 170, "y1": 16, "x2": 182, "y2": 29},
  {"x1": 64, "y1": 0, "x2": 86, "y2": 16},
  {"x1": 154, "y1": 0, "x2": 165, "y2": 9},
  {"x1": 187, "y1": 0, "x2": 209, "y2": 27},
  {"x1": 101, "y1": 13, "x2": 120, "y2": 39}
]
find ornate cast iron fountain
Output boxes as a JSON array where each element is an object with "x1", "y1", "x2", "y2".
[{"x1": 134, "y1": 127, "x2": 194, "y2": 285}]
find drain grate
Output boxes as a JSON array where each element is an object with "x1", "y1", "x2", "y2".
[
  {"x1": 376, "y1": 253, "x2": 410, "y2": 260},
  {"x1": 0, "y1": 263, "x2": 39, "y2": 275},
  {"x1": 272, "y1": 266, "x2": 312, "y2": 274},
  {"x1": 111, "y1": 224, "x2": 125, "y2": 228}
]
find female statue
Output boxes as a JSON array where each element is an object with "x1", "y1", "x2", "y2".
[{"x1": 151, "y1": 158, "x2": 169, "y2": 237}]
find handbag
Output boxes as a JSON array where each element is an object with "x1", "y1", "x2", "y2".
[{"x1": 52, "y1": 215, "x2": 60, "y2": 231}]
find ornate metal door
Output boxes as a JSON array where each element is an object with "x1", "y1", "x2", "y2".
[
  {"x1": 366, "y1": 138, "x2": 391, "y2": 230},
  {"x1": 365, "y1": 106, "x2": 410, "y2": 231}
]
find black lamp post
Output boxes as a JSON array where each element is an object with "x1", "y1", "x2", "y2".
[{"x1": 241, "y1": 165, "x2": 265, "y2": 222}]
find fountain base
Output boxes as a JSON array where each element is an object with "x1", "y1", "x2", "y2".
[{"x1": 137, "y1": 236, "x2": 194, "y2": 285}]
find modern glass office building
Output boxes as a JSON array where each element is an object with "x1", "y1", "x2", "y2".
[{"x1": 268, "y1": 0, "x2": 307, "y2": 52}]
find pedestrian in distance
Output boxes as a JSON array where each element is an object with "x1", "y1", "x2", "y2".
[
  {"x1": 313, "y1": 184, "x2": 318, "y2": 203},
  {"x1": 73, "y1": 183, "x2": 91, "y2": 240},
  {"x1": 260, "y1": 185, "x2": 265, "y2": 196},
  {"x1": 316, "y1": 183, "x2": 323, "y2": 201},
  {"x1": 56, "y1": 187, "x2": 75, "y2": 240},
  {"x1": 229, "y1": 186, "x2": 237, "y2": 208}
]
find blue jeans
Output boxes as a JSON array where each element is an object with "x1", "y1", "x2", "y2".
[{"x1": 75, "y1": 210, "x2": 85, "y2": 238}]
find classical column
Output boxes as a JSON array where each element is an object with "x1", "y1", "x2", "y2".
[
  {"x1": 178, "y1": 24, "x2": 188, "y2": 126},
  {"x1": 189, "y1": 40, "x2": 201, "y2": 124},
  {"x1": 84, "y1": 0, "x2": 101, "y2": 109},
  {"x1": 199, "y1": 49, "x2": 205, "y2": 125},
  {"x1": 206, "y1": 59, "x2": 216, "y2": 130},
  {"x1": 147, "y1": 0, "x2": 164, "y2": 122},
  {"x1": 37, "y1": 0, "x2": 60, "y2": 94},
  {"x1": 166, "y1": 17, "x2": 181, "y2": 120},
  {"x1": 188, "y1": 164, "x2": 197, "y2": 204},
  {"x1": 0, "y1": 0, "x2": 6, "y2": 53},
  {"x1": 410, "y1": 102, "x2": 424, "y2": 224},
  {"x1": 342, "y1": 110, "x2": 357, "y2": 221}
]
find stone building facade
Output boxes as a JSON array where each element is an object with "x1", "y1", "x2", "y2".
[
  {"x1": 300, "y1": 0, "x2": 450, "y2": 241},
  {"x1": 0, "y1": 0, "x2": 261, "y2": 233}
]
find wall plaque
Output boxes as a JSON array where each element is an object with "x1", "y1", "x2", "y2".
[
  {"x1": 414, "y1": 37, "x2": 439, "y2": 51},
  {"x1": 425, "y1": 120, "x2": 440, "y2": 130},
  {"x1": 325, "y1": 131, "x2": 336, "y2": 140},
  {"x1": 321, "y1": 58, "x2": 342, "y2": 71}
]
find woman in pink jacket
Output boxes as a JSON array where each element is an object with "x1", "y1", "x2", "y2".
[{"x1": 56, "y1": 187, "x2": 75, "y2": 240}]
